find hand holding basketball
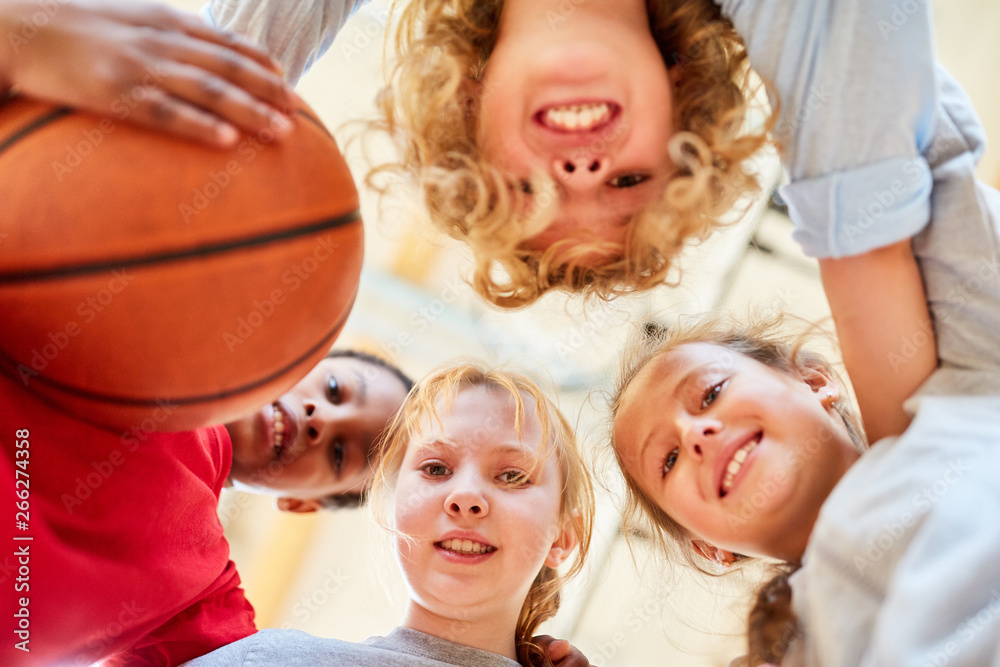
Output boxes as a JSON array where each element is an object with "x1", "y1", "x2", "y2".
[{"x1": 0, "y1": 0, "x2": 297, "y2": 147}]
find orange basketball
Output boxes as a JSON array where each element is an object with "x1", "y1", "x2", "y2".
[{"x1": 0, "y1": 96, "x2": 364, "y2": 432}]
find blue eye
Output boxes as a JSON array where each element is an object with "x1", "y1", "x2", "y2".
[{"x1": 662, "y1": 447, "x2": 679, "y2": 478}]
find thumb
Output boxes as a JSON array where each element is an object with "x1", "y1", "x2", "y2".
[{"x1": 544, "y1": 639, "x2": 570, "y2": 659}]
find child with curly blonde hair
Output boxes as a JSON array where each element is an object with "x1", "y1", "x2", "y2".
[{"x1": 203, "y1": 0, "x2": 770, "y2": 306}]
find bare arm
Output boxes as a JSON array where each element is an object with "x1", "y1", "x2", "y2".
[
  {"x1": 819, "y1": 240, "x2": 936, "y2": 443},
  {"x1": 0, "y1": 0, "x2": 298, "y2": 147}
]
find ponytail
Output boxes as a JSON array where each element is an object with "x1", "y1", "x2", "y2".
[
  {"x1": 515, "y1": 566, "x2": 562, "y2": 666},
  {"x1": 748, "y1": 566, "x2": 801, "y2": 666}
]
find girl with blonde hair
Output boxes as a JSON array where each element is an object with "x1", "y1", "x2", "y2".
[{"x1": 189, "y1": 362, "x2": 596, "y2": 666}]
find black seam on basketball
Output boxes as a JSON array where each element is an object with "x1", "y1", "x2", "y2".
[
  {"x1": 0, "y1": 210, "x2": 361, "y2": 284},
  {"x1": 0, "y1": 292, "x2": 356, "y2": 407},
  {"x1": 296, "y1": 109, "x2": 332, "y2": 138},
  {"x1": 0, "y1": 105, "x2": 74, "y2": 157}
]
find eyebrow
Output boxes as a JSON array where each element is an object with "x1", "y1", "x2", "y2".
[{"x1": 414, "y1": 439, "x2": 534, "y2": 459}]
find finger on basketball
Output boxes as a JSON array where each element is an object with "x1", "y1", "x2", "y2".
[
  {"x1": 160, "y1": 35, "x2": 295, "y2": 112},
  {"x1": 156, "y1": 63, "x2": 293, "y2": 139},
  {"x1": 127, "y1": 88, "x2": 239, "y2": 148}
]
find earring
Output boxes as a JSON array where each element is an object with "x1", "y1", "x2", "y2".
[{"x1": 823, "y1": 391, "x2": 836, "y2": 408}]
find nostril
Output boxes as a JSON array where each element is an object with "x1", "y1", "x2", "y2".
[
  {"x1": 470, "y1": 506, "x2": 481, "y2": 514},
  {"x1": 563, "y1": 161, "x2": 576, "y2": 173},
  {"x1": 450, "y1": 503, "x2": 460, "y2": 512},
  {"x1": 308, "y1": 426, "x2": 318, "y2": 439},
  {"x1": 305, "y1": 404, "x2": 315, "y2": 417},
  {"x1": 694, "y1": 444, "x2": 702, "y2": 455},
  {"x1": 588, "y1": 160, "x2": 600, "y2": 172}
]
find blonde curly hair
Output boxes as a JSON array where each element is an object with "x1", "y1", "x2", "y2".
[
  {"x1": 372, "y1": 0, "x2": 773, "y2": 308},
  {"x1": 369, "y1": 363, "x2": 595, "y2": 667}
]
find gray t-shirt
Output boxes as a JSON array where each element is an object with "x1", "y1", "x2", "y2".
[{"x1": 184, "y1": 627, "x2": 522, "y2": 666}]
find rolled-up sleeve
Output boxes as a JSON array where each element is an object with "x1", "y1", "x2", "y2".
[
  {"x1": 201, "y1": 0, "x2": 370, "y2": 86},
  {"x1": 717, "y1": 0, "x2": 939, "y2": 258}
]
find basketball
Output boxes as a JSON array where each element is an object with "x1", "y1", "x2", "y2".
[{"x1": 0, "y1": 96, "x2": 364, "y2": 432}]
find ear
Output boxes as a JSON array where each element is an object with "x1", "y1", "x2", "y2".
[
  {"x1": 797, "y1": 362, "x2": 840, "y2": 408},
  {"x1": 276, "y1": 497, "x2": 323, "y2": 514},
  {"x1": 544, "y1": 515, "x2": 580, "y2": 569},
  {"x1": 691, "y1": 539, "x2": 737, "y2": 567}
]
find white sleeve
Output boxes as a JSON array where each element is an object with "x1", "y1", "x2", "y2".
[
  {"x1": 201, "y1": 0, "x2": 371, "y2": 86},
  {"x1": 715, "y1": 0, "x2": 941, "y2": 258}
]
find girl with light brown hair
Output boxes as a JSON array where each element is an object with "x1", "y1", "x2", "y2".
[{"x1": 190, "y1": 362, "x2": 596, "y2": 666}]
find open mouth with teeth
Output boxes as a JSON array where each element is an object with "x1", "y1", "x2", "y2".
[
  {"x1": 272, "y1": 403, "x2": 288, "y2": 460},
  {"x1": 720, "y1": 432, "x2": 762, "y2": 498},
  {"x1": 435, "y1": 538, "x2": 497, "y2": 556},
  {"x1": 535, "y1": 102, "x2": 618, "y2": 132}
]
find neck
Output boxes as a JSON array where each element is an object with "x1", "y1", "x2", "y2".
[
  {"x1": 770, "y1": 444, "x2": 862, "y2": 563},
  {"x1": 402, "y1": 600, "x2": 519, "y2": 661}
]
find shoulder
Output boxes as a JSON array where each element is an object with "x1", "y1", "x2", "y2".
[{"x1": 186, "y1": 629, "x2": 367, "y2": 665}]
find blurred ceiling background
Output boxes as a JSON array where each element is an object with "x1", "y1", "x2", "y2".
[{"x1": 166, "y1": 1, "x2": 1000, "y2": 664}]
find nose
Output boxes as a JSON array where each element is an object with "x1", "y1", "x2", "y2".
[
  {"x1": 444, "y1": 479, "x2": 489, "y2": 519},
  {"x1": 680, "y1": 414, "x2": 722, "y2": 459},
  {"x1": 302, "y1": 399, "x2": 339, "y2": 447},
  {"x1": 553, "y1": 155, "x2": 609, "y2": 191}
]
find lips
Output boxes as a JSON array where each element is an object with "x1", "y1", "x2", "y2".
[
  {"x1": 715, "y1": 431, "x2": 763, "y2": 498},
  {"x1": 434, "y1": 531, "x2": 497, "y2": 562},
  {"x1": 531, "y1": 100, "x2": 622, "y2": 146},
  {"x1": 269, "y1": 400, "x2": 298, "y2": 461},
  {"x1": 536, "y1": 101, "x2": 618, "y2": 132}
]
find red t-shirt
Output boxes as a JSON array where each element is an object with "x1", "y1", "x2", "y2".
[{"x1": 0, "y1": 373, "x2": 255, "y2": 666}]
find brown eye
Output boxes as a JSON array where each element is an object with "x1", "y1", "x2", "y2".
[
  {"x1": 331, "y1": 439, "x2": 344, "y2": 474},
  {"x1": 608, "y1": 173, "x2": 649, "y2": 188},
  {"x1": 327, "y1": 376, "x2": 341, "y2": 404},
  {"x1": 701, "y1": 381, "x2": 726, "y2": 409},
  {"x1": 498, "y1": 470, "x2": 530, "y2": 486}
]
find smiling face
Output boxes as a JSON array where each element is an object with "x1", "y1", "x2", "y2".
[
  {"x1": 392, "y1": 385, "x2": 574, "y2": 644},
  {"x1": 225, "y1": 356, "x2": 410, "y2": 507},
  {"x1": 476, "y1": 0, "x2": 675, "y2": 254},
  {"x1": 614, "y1": 343, "x2": 860, "y2": 561}
]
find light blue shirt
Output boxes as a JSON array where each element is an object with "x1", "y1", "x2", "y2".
[{"x1": 201, "y1": 0, "x2": 370, "y2": 86}]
